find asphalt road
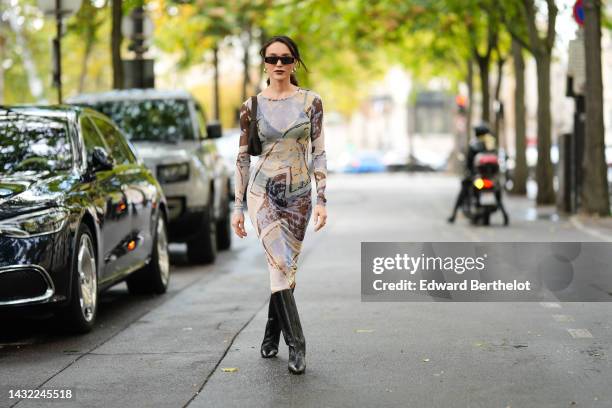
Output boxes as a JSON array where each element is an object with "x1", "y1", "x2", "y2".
[{"x1": 1, "y1": 172, "x2": 611, "y2": 408}]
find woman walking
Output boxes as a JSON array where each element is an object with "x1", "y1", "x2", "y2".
[{"x1": 231, "y1": 35, "x2": 328, "y2": 375}]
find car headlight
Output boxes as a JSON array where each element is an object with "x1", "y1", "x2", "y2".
[
  {"x1": 0, "y1": 208, "x2": 69, "y2": 238},
  {"x1": 157, "y1": 162, "x2": 190, "y2": 183}
]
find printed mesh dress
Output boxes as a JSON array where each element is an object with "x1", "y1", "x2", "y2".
[{"x1": 234, "y1": 87, "x2": 327, "y2": 293}]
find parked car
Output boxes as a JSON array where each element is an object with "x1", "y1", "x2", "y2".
[
  {"x1": 0, "y1": 105, "x2": 170, "y2": 333},
  {"x1": 215, "y1": 128, "x2": 258, "y2": 206},
  {"x1": 340, "y1": 150, "x2": 387, "y2": 173},
  {"x1": 68, "y1": 89, "x2": 232, "y2": 264},
  {"x1": 215, "y1": 128, "x2": 240, "y2": 203}
]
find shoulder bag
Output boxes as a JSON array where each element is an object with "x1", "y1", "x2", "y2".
[{"x1": 247, "y1": 95, "x2": 262, "y2": 156}]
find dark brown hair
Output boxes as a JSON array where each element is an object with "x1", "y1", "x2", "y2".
[{"x1": 259, "y1": 35, "x2": 309, "y2": 86}]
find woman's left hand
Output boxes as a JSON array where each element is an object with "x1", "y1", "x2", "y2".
[{"x1": 313, "y1": 204, "x2": 327, "y2": 232}]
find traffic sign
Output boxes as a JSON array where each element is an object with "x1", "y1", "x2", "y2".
[{"x1": 573, "y1": 0, "x2": 584, "y2": 26}]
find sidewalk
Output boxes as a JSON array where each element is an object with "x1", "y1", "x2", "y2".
[{"x1": 189, "y1": 173, "x2": 612, "y2": 408}]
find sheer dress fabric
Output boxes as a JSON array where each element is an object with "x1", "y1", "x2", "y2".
[{"x1": 234, "y1": 88, "x2": 327, "y2": 292}]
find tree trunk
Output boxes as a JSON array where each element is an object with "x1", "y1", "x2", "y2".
[
  {"x1": 6, "y1": 7, "x2": 44, "y2": 101},
  {"x1": 534, "y1": 50, "x2": 556, "y2": 204},
  {"x1": 493, "y1": 56, "x2": 505, "y2": 144},
  {"x1": 0, "y1": 33, "x2": 4, "y2": 104},
  {"x1": 241, "y1": 27, "x2": 251, "y2": 103},
  {"x1": 111, "y1": 0, "x2": 123, "y2": 89},
  {"x1": 476, "y1": 56, "x2": 490, "y2": 124},
  {"x1": 511, "y1": 38, "x2": 528, "y2": 195},
  {"x1": 213, "y1": 44, "x2": 220, "y2": 121},
  {"x1": 466, "y1": 58, "x2": 474, "y2": 150},
  {"x1": 79, "y1": 33, "x2": 95, "y2": 93},
  {"x1": 581, "y1": 0, "x2": 610, "y2": 215},
  {"x1": 255, "y1": 27, "x2": 269, "y2": 94}
]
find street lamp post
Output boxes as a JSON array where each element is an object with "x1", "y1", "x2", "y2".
[
  {"x1": 37, "y1": 0, "x2": 81, "y2": 104},
  {"x1": 122, "y1": 6, "x2": 155, "y2": 88}
]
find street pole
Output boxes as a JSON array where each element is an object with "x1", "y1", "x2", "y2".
[
  {"x1": 54, "y1": 0, "x2": 62, "y2": 104},
  {"x1": 37, "y1": 0, "x2": 80, "y2": 102},
  {"x1": 131, "y1": 5, "x2": 145, "y2": 87},
  {"x1": 213, "y1": 44, "x2": 219, "y2": 121}
]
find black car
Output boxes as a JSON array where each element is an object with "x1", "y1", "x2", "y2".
[{"x1": 0, "y1": 106, "x2": 170, "y2": 333}]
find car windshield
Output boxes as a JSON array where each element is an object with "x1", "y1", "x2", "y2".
[
  {"x1": 0, "y1": 112, "x2": 72, "y2": 174},
  {"x1": 89, "y1": 99, "x2": 194, "y2": 143}
]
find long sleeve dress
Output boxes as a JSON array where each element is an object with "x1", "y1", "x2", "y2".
[{"x1": 234, "y1": 87, "x2": 327, "y2": 293}]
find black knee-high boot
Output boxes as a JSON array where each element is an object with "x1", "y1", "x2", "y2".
[
  {"x1": 261, "y1": 287, "x2": 294, "y2": 358},
  {"x1": 272, "y1": 288, "x2": 306, "y2": 374}
]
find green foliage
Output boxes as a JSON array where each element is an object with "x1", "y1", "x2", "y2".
[{"x1": 0, "y1": 0, "x2": 560, "y2": 117}]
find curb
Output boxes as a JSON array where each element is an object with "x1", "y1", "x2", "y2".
[{"x1": 569, "y1": 215, "x2": 612, "y2": 242}]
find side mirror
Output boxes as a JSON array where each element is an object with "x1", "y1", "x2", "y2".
[
  {"x1": 91, "y1": 146, "x2": 114, "y2": 172},
  {"x1": 206, "y1": 122, "x2": 222, "y2": 139}
]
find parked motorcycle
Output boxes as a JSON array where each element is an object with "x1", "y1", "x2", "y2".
[{"x1": 461, "y1": 152, "x2": 509, "y2": 226}]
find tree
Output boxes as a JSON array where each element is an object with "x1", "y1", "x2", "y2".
[
  {"x1": 510, "y1": 37, "x2": 527, "y2": 195},
  {"x1": 581, "y1": 0, "x2": 610, "y2": 215},
  {"x1": 68, "y1": 0, "x2": 107, "y2": 93},
  {"x1": 3, "y1": 0, "x2": 47, "y2": 103},
  {"x1": 501, "y1": 0, "x2": 557, "y2": 205},
  {"x1": 111, "y1": 0, "x2": 123, "y2": 89},
  {"x1": 0, "y1": 8, "x2": 6, "y2": 104},
  {"x1": 467, "y1": 6, "x2": 498, "y2": 126},
  {"x1": 492, "y1": 36, "x2": 510, "y2": 143},
  {"x1": 154, "y1": 0, "x2": 243, "y2": 121}
]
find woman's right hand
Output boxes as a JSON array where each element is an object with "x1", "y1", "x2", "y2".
[{"x1": 231, "y1": 211, "x2": 247, "y2": 238}]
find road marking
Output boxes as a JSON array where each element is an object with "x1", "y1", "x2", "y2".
[
  {"x1": 552, "y1": 314, "x2": 575, "y2": 322},
  {"x1": 540, "y1": 302, "x2": 561, "y2": 308},
  {"x1": 567, "y1": 329, "x2": 593, "y2": 338}
]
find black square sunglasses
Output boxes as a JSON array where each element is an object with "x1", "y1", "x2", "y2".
[{"x1": 264, "y1": 56, "x2": 296, "y2": 65}]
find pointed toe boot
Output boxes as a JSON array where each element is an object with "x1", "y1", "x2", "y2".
[
  {"x1": 272, "y1": 288, "x2": 306, "y2": 375},
  {"x1": 261, "y1": 287, "x2": 294, "y2": 358}
]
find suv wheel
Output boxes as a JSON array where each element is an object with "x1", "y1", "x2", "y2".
[
  {"x1": 127, "y1": 215, "x2": 171, "y2": 294},
  {"x1": 216, "y1": 184, "x2": 232, "y2": 251},
  {"x1": 187, "y1": 197, "x2": 217, "y2": 264}
]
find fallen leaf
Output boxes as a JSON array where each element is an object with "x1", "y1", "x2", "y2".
[
  {"x1": 355, "y1": 329, "x2": 374, "y2": 333},
  {"x1": 221, "y1": 367, "x2": 238, "y2": 373},
  {"x1": 422, "y1": 358, "x2": 430, "y2": 362}
]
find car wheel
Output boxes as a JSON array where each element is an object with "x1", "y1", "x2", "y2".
[
  {"x1": 187, "y1": 197, "x2": 217, "y2": 264},
  {"x1": 58, "y1": 223, "x2": 98, "y2": 334},
  {"x1": 216, "y1": 186, "x2": 232, "y2": 251},
  {"x1": 127, "y1": 215, "x2": 171, "y2": 295}
]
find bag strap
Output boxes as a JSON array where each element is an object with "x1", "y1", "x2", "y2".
[{"x1": 250, "y1": 95, "x2": 257, "y2": 121}]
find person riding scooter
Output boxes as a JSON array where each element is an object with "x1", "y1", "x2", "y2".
[{"x1": 447, "y1": 124, "x2": 508, "y2": 225}]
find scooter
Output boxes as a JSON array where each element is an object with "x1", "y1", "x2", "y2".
[{"x1": 461, "y1": 152, "x2": 509, "y2": 226}]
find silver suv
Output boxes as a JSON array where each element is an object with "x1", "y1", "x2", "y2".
[{"x1": 68, "y1": 89, "x2": 232, "y2": 264}]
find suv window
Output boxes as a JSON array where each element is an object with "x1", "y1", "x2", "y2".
[
  {"x1": 91, "y1": 99, "x2": 195, "y2": 143},
  {"x1": 91, "y1": 116, "x2": 136, "y2": 165}
]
